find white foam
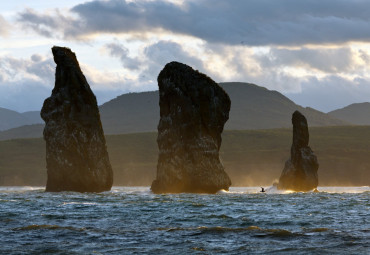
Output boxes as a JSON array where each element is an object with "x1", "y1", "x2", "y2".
[
  {"x1": 315, "y1": 186, "x2": 370, "y2": 194},
  {"x1": 227, "y1": 186, "x2": 370, "y2": 194}
]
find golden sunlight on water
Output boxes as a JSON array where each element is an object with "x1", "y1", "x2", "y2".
[{"x1": 217, "y1": 186, "x2": 370, "y2": 194}]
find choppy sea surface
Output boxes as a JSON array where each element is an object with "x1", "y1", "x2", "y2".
[{"x1": 0, "y1": 186, "x2": 369, "y2": 255}]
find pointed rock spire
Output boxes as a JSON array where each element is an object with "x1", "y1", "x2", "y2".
[{"x1": 41, "y1": 46, "x2": 113, "y2": 192}]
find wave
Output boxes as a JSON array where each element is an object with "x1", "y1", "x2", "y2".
[
  {"x1": 59, "y1": 202, "x2": 99, "y2": 206},
  {"x1": 156, "y1": 225, "x2": 301, "y2": 238},
  {"x1": 12, "y1": 224, "x2": 85, "y2": 232},
  {"x1": 156, "y1": 225, "x2": 343, "y2": 239}
]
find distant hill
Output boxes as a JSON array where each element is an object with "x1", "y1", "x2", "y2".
[
  {"x1": 99, "y1": 91, "x2": 159, "y2": 134},
  {"x1": 0, "y1": 124, "x2": 44, "y2": 141},
  {"x1": 100, "y1": 82, "x2": 348, "y2": 133},
  {"x1": 0, "y1": 82, "x2": 349, "y2": 140},
  {"x1": 220, "y1": 82, "x2": 348, "y2": 129},
  {"x1": 22, "y1": 111, "x2": 43, "y2": 123},
  {"x1": 0, "y1": 108, "x2": 42, "y2": 131},
  {"x1": 328, "y1": 102, "x2": 370, "y2": 125}
]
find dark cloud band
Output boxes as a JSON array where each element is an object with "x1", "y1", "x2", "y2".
[{"x1": 18, "y1": 0, "x2": 370, "y2": 45}]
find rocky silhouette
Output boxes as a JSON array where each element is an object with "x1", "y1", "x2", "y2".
[
  {"x1": 278, "y1": 111, "x2": 319, "y2": 191},
  {"x1": 151, "y1": 62, "x2": 231, "y2": 193},
  {"x1": 41, "y1": 46, "x2": 113, "y2": 192}
]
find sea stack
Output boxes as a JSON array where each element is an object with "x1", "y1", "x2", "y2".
[
  {"x1": 41, "y1": 46, "x2": 113, "y2": 192},
  {"x1": 151, "y1": 61, "x2": 231, "y2": 194},
  {"x1": 278, "y1": 111, "x2": 319, "y2": 191}
]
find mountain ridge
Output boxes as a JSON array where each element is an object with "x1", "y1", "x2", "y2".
[
  {"x1": 0, "y1": 82, "x2": 350, "y2": 140},
  {"x1": 328, "y1": 102, "x2": 370, "y2": 125},
  {"x1": 0, "y1": 108, "x2": 42, "y2": 131}
]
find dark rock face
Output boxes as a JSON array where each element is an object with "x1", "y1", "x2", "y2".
[
  {"x1": 278, "y1": 111, "x2": 319, "y2": 191},
  {"x1": 41, "y1": 46, "x2": 113, "y2": 192},
  {"x1": 151, "y1": 62, "x2": 231, "y2": 194}
]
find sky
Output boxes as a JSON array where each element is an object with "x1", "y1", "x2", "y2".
[{"x1": 1, "y1": 0, "x2": 370, "y2": 112}]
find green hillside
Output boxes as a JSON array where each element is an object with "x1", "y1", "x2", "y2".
[
  {"x1": 0, "y1": 124, "x2": 44, "y2": 141},
  {"x1": 1, "y1": 126, "x2": 369, "y2": 187}
]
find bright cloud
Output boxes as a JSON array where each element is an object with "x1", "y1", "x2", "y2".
[
  {"x1": 0, "y1": 15, "x2": 10, "y2": 36},
  {"x1": 1, "y1": 0, "x2": 370, "y2": 112}
]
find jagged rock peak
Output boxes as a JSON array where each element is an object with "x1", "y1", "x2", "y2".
[
  {"x1": 151, "y1": 61, "x2": 231, "y2": 194},
  {"x1": 52, "y1": 46, "x2": 80, "y2": 68},
  {"x1": 278, "y1": 110, "x2": 319, "y2": 192},
  {"x1": 41, "y1": 46, "x2": 113, "y2": 192}
]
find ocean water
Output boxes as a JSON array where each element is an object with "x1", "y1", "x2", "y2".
[{"x1": 0, "y1": 186, "x2": 369, "y2": 255}]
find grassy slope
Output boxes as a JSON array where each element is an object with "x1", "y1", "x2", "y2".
[
  {"x1": 0, "y1": 126, "x2": 369, "y2": 187},
  {"x1": 0, "y1": 124, "x2": 44, "y2": 141}
]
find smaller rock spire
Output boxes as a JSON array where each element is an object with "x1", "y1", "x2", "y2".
[{"x1": 278, "y1": 111, "x2": 319, "y2": 191}]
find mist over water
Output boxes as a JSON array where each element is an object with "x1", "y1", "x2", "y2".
[{"x1": 0, "y1": 186, "x2": 369, "y2": 254}]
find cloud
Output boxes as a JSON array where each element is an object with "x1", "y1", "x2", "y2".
[
  {"x1": 0, "y1": 14, "x2": 10, "y2": 36},
  {"x1": 1, "y1": 43, "x2": 370, "y2": 112},
  {"x1": 201, "y1": 44, "x2": 303, "y2": 91},
  {"x1": 285, "y1": 75, "x2": 370, "y2": 112},
  {"x1": 0, "y1": 80, "x2": 51, "y2": 112},
  {"x1": 193, "y1": 43, "x2": 370, "y2": 111},
  {"x1": 106, "y1": 39, "x2": 208, "y2": 82},
  {"x1": 142, "y1": 40, "x2": 206, "y2": 79},
  {"x1": 105, "y1": 42, "x2": 142, "y2": 70},
  {"x1": 9, "y1": 1, "x2": 370, "y2": 112},
  {"x1": 0, "y1": 55, "x2": 54, "y2": 111},
  {"x1": 0, "y1": 53, "x2": 155, "y2": 111},
  {"x1": 31, "y1": 54, "x2": 43, "y2": 62},
  {"x1": 256, "y1": 47, "x2": 355, "y2": 73},
  {"x1": 359, "y1": 49, "x2": 370, "y2": 65},
  {"x1": 17, "y1": 0, "x2": 370, "y2": 46},
  {"x1": 0, "y1": 55, "x2": 54, "y2": 84},
  {"x1": 18, "y1": 8, "x2": 77, "y2": 38}
]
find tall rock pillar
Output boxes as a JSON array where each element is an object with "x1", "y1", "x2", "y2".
[
  {"x1": 41, "y1": 46, "x2": 113, "y2": 192},
  {"x1": 151, "y1": 62, "x2": 231, "y2": 193}
]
